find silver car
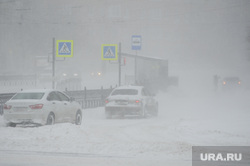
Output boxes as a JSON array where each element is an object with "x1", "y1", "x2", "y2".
[
  {"x1": 105, "y1": 86, "x2": 158, "y2": 119},
  {"x1": 3, "y1": 89, "x2": 82, "y2": 127}
]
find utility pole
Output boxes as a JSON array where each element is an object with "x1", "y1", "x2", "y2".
[
  {"x1": 118, "y1": 42, "x2": 121, "y2": 86},
  {"x1": 52, "y1": 37, "x2": 55, "y2": 89},
  {"x1": 135, "y1": 50, "x2": 137, "y2": 85}
]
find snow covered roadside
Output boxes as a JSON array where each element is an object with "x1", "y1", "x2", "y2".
[{"x1": 0, "y1": 89, "x2": 249, "y2": 166}]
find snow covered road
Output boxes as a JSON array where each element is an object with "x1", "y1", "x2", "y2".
[{"x1": 0, "y1": 90, "x2": 249, "y2": 166}]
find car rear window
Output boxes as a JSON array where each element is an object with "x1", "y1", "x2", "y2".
[
  {"x1": 12, "y1": 93, "x2": 45, "y2": 100},
  {"x1": 111, "y1": 89, "x2": 138, "y2": 96}
]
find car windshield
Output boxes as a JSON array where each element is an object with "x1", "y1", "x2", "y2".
[
  {"x1": 12, "y1": 93, "x2": 45, "y2": 100},
  {"x1": 111, "y1": 89, "x2": 138, "y2": 96}
]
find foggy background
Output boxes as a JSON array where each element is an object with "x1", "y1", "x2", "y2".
[
  {"x1": 0, "y1": 0, "x2": 250, "y2": 91},
  {"x1": 1, "y1": 1, "x2": 250, "y2": 165}
]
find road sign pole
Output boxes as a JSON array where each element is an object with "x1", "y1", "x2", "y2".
[
  {"x1": 52, "y1": 37, "x2": 55, "y2": 89},
  {"x1": 135, "y1": 50, "x2": 137, "y2": 85},
  {"x1": 131, "y1": 35, "x2": 141, "y2": 85},
  {"x1": 118, "y1": 42, "x2": 121, "y2": 86}
]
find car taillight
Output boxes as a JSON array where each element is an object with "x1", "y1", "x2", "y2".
[
  {"x1": 4, "y1": 104, "x2": 12, "y2": 110},
  {"x1": 105, "y1": 99, "x2": 109, "y2": 104},
  {"x1": 29, "y1": 104, "x2": 43, "y2": 109},
  {"x1": 135, "y1": 100, "x2": 140, "y2": 103}
]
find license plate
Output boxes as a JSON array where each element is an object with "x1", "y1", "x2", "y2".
[
  {"x1": 13, "y1": 107, "x2": 28, "y2": 112},
  {"x1": 116, "y1": 100, "x2": 128, "y2": 105}
]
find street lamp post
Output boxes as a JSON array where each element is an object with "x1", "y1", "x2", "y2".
[{"x1": 52, "y1": 37, "x2": 55, "y2": 89}]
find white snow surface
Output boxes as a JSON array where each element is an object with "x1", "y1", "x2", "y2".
[{"x1": 0, "y1": 89, "x2": 249, "y2": 166}]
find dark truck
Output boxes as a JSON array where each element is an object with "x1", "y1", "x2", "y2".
[
  {"x1": 136, "y1": 58, "x2": 178, "y2": 93},
  {"x1": 222, "y1": 76, "x2": 241, "y2": 90}
]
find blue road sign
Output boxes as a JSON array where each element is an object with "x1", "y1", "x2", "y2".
[
  {"x1": 56, "y1": 40, "x2": 73, "y2": 57},
  {"x1": 102, "y1": 44, "x2": 118, "y2": 60},
  {"x1": 132, "y1": 35, "x2": 141, "y2": 50}
]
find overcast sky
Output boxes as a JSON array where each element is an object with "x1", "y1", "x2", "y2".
[{"x1": 0, "y1": 0, "x2": 250, "y2": 88}]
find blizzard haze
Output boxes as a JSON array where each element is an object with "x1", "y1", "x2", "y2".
[
  {"x1": 0, "y1": 0, "x2": 250, "y2": 166},
  {"x1": 0, "y1": 0, "x2": 250, "y2": 89}
]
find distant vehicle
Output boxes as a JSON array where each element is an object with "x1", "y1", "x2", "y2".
[
  {"x1": 3, "y1": 89, "x2": 82, "y2": 127},
  {"x1": 105, "y1": 85, "x2": 158, "y2": 119},
  {"x1": 222, "y1": 77, "x2": 241, "y2": 90}
]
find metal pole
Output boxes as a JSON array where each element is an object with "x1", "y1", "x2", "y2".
[
  {"x1": 52, "y1": 37, "x2": 55, "y2": 89},
  {"x1": 84, "y1": 86, "x2": 87, "y2": 109},
  {"x1": 118, "y1": 42, "x2": 121, "y2": 86},
  {"x1": 135, "y1": 50, "x2": 137, "y2": 85}
]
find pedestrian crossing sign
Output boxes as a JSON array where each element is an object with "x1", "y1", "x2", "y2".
[
  {"x1": 102, "y1": 44, "x2": 118, "y2": 60},
  {"x1": 56, "y1": 40, "x2": 73, "y2": 57}
]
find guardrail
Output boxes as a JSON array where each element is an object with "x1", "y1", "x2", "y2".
[
  {"x1": 0, "y1": 93, "x2": 15, "y2": 115},
  {"x1": 0, "y1": 87, "x2": 113, "y2": 113},
  {"x1": 64, "y1": 87, "x2": 113, "y2": 109}
]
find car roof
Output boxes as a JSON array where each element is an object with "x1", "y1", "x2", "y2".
[
  {"x1": 114, "y1": 85, "x2": 144, "y2": 90},
  {"x1": 16, "y1": 89, "x2": 54, "y2": 93}
]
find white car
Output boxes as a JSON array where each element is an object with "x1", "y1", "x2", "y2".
[
  {"x1": 3, "y1": 89, "x2": 82, "y2": 127},
  {"x1": 105, "y1": 85, "x2": 158, "y2": 119}
]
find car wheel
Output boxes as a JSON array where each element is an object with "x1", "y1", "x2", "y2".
[
  {"x1": 46, "y1": 113, "x2": 55, "y2": 125},
  {"x1": 153, "y1": 103, "x2": 158, "y2": 117},
  {"x1": 144, "y1": 106, "x2": 148, "y2": 118},
  {"x1": 140, "y1": 106, "x2": 147, "y2": 118},
  {"x1": 75, "y1": 111, "x2": 82, "y2": 125},
  {"x1": 6, "y1": 122, "x2": 16, "y2": 127}
]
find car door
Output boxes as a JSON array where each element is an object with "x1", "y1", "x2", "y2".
[
  {"x1": 56, "y1": 91, "x2": 73, "y2": 122},
  {"x1": 47, "y1": 91, "x2": 64, "y2": 123}
]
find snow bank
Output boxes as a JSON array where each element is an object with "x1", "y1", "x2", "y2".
[{"x1": 0, "y1": 89, "x2": 249, "y2": 165}]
